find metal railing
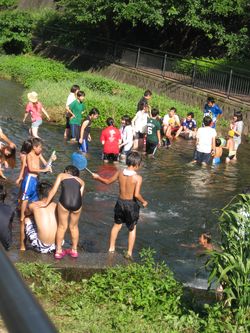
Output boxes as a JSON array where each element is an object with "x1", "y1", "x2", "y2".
[
  {"x1": 0, "y1": 246, "x2": 57, "y2": 333},
  {"x1": 36, "y1": 28, "x2": 250, "y2": 102}
]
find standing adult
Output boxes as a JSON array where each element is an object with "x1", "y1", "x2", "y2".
[{"x1": 23, "y1": 91, "x2": 50, "y2": 138}]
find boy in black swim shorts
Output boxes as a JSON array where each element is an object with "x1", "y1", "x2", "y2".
[{"x1": 92, "y1": 151, "x2": 148, "y2": 259}]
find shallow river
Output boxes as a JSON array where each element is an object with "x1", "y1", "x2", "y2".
[{"x1": 1, "y1": 79, "x2": 249, "y2": 288}]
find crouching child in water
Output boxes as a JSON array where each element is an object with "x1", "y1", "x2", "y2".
[{"x1": 92, "y1": 151, "x2": 148, "y2": 259}]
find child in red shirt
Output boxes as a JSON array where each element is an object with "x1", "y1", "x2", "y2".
[{"x1": 100, "y1": 117, "x2": 122, "y2": 163}]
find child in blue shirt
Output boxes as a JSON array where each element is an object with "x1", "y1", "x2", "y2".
[{"x1": 203, "y1": 97, "x2": 222, "y2": 128}]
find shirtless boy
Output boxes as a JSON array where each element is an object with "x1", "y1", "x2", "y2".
[
  {"x1": 25, "y1": 182, "x2": 57, "y2": 253},
  {"x1": 20, "y1": 138, "x2": 52, "y2": 250},
  {"x1": 92, "y1": 151, "x2": 148, "y2": 259}
]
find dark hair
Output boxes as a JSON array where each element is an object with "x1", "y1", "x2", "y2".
[
  {"x1": 138, "y1": 101, "x2": 148, "y2": 111},
  {"x1": 37, "y1": 181, "x2": 52, "y2": 199},
  {"x1": 203, "y1": 116, "x2": 212, "y2": 126},
  {"x1": 20, "y1": 139, "x2": 33, "y2": 154},
  {"x1": 234, "y1": 110, "x2": 243, "y2": 121},
  {"x1": 32, "y1": 138, "x2": 42, "y2": 147},
  {"x1": 144, "y1": 90, "x2": 152, "y2": 97},
  {"x1": 151, "y1": 108, "x2": 159, "y2": 117},
  {"x1": 126, "y1": 151, "x2": 142, "y2": 167},
  {"x1": 187, "y1": 112, "x2": 194, "y2": 118},
  {"x1": 70, "y1": 85, "x2": 80, "y2": 93},
  {"x1": 1, "y1": 146, "x2": 16, "y2": 168},
  {"x1": 77, "y1": 91, "x2": 85, "y2": 98},
  {"x1": 207, "y1": 96, "x2": 215, "y2": 103},
  {"x1": 89, "y1": 108, "x2": 100, "y2": 116},
  {"x1": 122, "y1": 115, "x2": 131, "y2": 126},
  {"x1": 170, "y1": 107, "x2": 177, "y2": 113},
  {"x1": 0, "y1": 184, "x2": 7, "y2": 202},
  {"x1": 215, "y1": 138, "x2": 221, "y2": 147},
  {"x1": 203, "y1": 233, "x2": 212, "y2": 243},
  {"x1": 106, "y1": 117, "x2": 114, "y2": 126},
  {"x1": 64, "y1": 165, "x2": 80, "y2": 177}
]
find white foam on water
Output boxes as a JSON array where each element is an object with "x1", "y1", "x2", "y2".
[{"x1": 184, "y1": 278, "x2": 208, "y2": 290}]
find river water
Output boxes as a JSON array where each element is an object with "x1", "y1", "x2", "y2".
[{"x1": 1, "y1": 79, "x2": 250, "y2": 288}]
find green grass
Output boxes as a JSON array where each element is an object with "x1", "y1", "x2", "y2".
[
  {"x1": 0, "y1": 54, "x2": 202, "y2": 127},
  {"x1": 14, "y1": 249, "x2": 249, "y2": 333}
]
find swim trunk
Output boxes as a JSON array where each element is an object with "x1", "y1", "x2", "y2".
[
  {"x1": 31, "y1": 120, "x2": 42, "y2": 128},
  {"x1": 114, "y1": 198, "x2": 140, "y2": 231},
  {"x1": 146, "y1": 141, "x2": 157, "y2": 155},
  {"x1": 25, "y1": 219, "x2": 56, "y2": 254},
  {"x1": 79, "y1": 139, "x2": 89, "y2": 153},
  {"x1": 171, "y1": 126, "x2": 180, "y2": 134},
  {"x1": 103, "y1": 153, "x2": 119, "y2": 162},
  {"x1": 227, "y1": 152, "x2": 236, "y2": 160},
  {"x1": 212, "y1": 157, "x2": 221, "y2": 165},
  {"x1": 21, "y1": 174, "x2": 39, "y2": 202}
]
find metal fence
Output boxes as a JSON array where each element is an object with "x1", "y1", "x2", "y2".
[{"x1": 73, "y1": 38, "x2": 250, "y2": 103}]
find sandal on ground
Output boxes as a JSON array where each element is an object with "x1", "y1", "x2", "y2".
[
  {"x1": 54, "y1": 250, "x2": 67, "y2": 259},
  {"x1": 67, "y1": 249, "x2": 78, "y2": 258}
]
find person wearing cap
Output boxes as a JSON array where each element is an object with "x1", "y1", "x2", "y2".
[
  {"x1": 23, "y1": 91, "x2": 50, "y2": 138},
  {"x1": 223, "y1": 130, "x2": 236, "y2": 162}
]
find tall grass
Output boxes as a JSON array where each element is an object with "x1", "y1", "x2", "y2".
[{"x1": 0, "y1": 54, "x2": 202, "y2": 127}]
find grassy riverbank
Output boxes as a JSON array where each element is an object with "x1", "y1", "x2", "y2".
[
  {"x1": 14, "y1": 250, "x2": 249, "y2": 333},
  {"x1": 0, "y1": 54, "x2": 202, "y2": 127}
]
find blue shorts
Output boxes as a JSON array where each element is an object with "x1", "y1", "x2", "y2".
[
  {"x1": 21, "y1": 174, "x2": 39, "y2": 202},
  {"x1": 31, "y1": 120, "x2": 42, "y2": 128},
  {"x1": 212, "y1": 157, "x2": 221, "y2": 165},
  {"x1": 79, "y1": 139, "x2": 89, "y2": 153}
]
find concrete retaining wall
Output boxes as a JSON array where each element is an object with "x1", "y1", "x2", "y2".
[{"x1": 92, "y1": 64, "x2": 250, "y2": 136}]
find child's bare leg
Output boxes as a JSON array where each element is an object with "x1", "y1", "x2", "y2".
[
  {"x1": 56, "y1": 203, "x2": 69, "y2": 253},
  {"x1": 20, "y1": 200, "x2": 28, "y2": 250},
  {"x1": 127, "y1": 226, "x2": 137, "y2": 257},
  {"x1": 133, "y1": 139, "x2": 139, "y2": 150},
  {"x1": 69, "y1": 207, "x2": 82, "y2": 252},
  {"x1": 31, "y1": 126, "x2": 39, "y2": 138},
  {"x1": 109, "y1": 223, "x2": 122, "y2": 252}
]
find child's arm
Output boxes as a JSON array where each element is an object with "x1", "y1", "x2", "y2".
[
  {"x1": 79, "y1": 120, "x2": 89, "y2": 143},
  {"x1": 134, "y1": 175, "x2": 148, "y2": 207},
  {"x1": 41, "y1": 107, "x2": 50, "y2": 121},
  {"x1": 27, "y1": 154, "x2": 51, "y2": 173},
  {"x1": 16, "y1": 155, "x2": 26, "y2": 185},
  {"x1": 39, "y1": 154, "x2": 48, "y2": 167},
  {"x1": 38, "y1": 174, "x2": 62, "y2": 207},
  {"x1": 92, "y1": 171, "x2": 119, "y2": 184},
  {"x1": 23, "y1": 112, "x2": 29, "y2": 123},
  {"x1": 0, "y1": 131, "x2": 16, "y2": 148},
  {"x1": 157, "y1": 129, "x2": 161, "y2": 146}
]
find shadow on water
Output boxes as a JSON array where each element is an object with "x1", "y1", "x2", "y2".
[{"x1": 1, "y1": 79, "x2": 250, "y2": 288}]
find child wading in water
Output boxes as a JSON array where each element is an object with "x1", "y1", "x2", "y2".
[
  {"x1": 92, "y1": 151, "x2": 148, "y2": 259},
  {"x1": 39, "y1": 165, "x2": 85, "y2": 259}
]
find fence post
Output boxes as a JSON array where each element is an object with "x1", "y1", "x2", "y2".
[
  {"x1": 113, "y1": 42, "x2": 117, "y2": 62},
  {"x1": 162, "y1": 53, "x2": 167, "y2": 77},
  {"x1": 191, "y1": 63, "x2": 196, "y2": 88},
  {"x1": 135, "y1": 47, "x2": 141, "y2": 69},
  {"x1": 226, "y1": 69, "x2": 233, "y2": 98}
]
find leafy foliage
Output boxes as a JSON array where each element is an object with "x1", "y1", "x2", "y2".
[
  {"x1": 0, "y1": 10, "x2": 36, "y2": 54},
  {"x1": 206, "y1": 194, "x2": 250, "y2": 314},
  {"x1": 88, "y1": 248, "x2": 183, "y2": 317}
]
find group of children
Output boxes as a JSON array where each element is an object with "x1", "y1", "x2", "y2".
[{"x1": 0, "y1": 88, "x2": 245, "y2": 260}]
